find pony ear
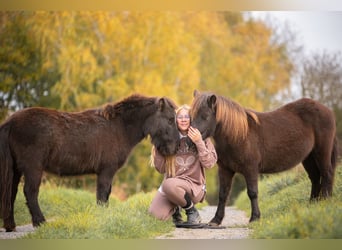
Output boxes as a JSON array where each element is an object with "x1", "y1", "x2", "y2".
[
  {"x1": 158, "y1": 98, "x2": 166, "y2": 111},
  {"x1": 208, "y1": 95, "x2": 217, "y2": 110},
  {"x1": 103, "y1": 104, "x2": 115, "y2": 120},
  {"x1": 193, "y1": 89, "x2": 200, "y2": 97}
]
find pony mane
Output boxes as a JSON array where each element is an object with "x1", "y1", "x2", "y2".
[
  {"x1": 192, "y1": 93, "x2": 257, "y2": 142},
  {"x1": 215, "y1": 96, "x2": 249, "y2": 142},
  {"x1": 100, "y1": 94, "x2": 156, "y2": 120}
]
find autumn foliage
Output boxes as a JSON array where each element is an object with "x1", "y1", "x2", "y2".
[{"x1": 0, "y1": 11, "x2": 294, "y2": 198}]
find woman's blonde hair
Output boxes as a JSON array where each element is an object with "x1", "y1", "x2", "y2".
[
  {"x1": 176, "y1": 104, "x2": 191, "y2": 118},
  {"x1": 151, "y1": 104, "x2": 191, "y2": 178}
]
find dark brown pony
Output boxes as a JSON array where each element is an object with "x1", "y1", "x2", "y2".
[
  {"x1": 0, "y1": 94, "x2": 179, "y2": 232},
  {"x1": 190, "y1": 90, "x2": 338, "y2": 225}
]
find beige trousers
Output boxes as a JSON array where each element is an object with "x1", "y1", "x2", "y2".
[{"x1": 148, "y1": 178, "x2": 205, "y2": 221}]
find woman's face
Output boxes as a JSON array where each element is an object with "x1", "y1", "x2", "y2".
[{"x1": 176, "y1": 108, "x2": 191, "y2": 134}]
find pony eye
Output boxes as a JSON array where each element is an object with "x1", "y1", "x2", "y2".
[{"x1": 168, "y1": 118, "x2": 174, "y2": 124}]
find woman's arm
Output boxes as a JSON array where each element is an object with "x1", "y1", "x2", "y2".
[
  {"x1": 188, "y1": 126, "x2": 217, "y2": 168},
  {"x1": 194, "y1": 138, "x2": 217, "y2": 169}
]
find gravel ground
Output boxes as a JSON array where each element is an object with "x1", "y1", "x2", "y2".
[
  {"x1": 155, "y1": 206, "x2": 252, "y2": 239},
  {"x1": 0, "y1": 224, "x2": 36, "y2": 239}
]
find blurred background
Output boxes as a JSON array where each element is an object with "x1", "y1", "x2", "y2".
[{"x1": 1, "y1": 11, "x2": 341, "y2": 204}]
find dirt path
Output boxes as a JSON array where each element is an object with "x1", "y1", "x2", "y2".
[
  {"x1": 156, "y1": 206, "x2": 252, "y2": 239},
  {"x1": 0, "y1": 224, "x2": 36, "y2": 239}
]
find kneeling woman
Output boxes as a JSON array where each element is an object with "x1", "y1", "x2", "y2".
[{"x1": 149, "y1": 105, "x2": 217, "y2": 225}]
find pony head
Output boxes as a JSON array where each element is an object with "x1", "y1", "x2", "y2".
[
  {"x1": 191, "y1": 90, "x2": 250, "y2": 142},
  {"x1": 103, "y1": 94, "x2": 179, "y2": 156},
  {"x1": 146, "y1": 97, "x2": 179, "y2": 156},
  {"x1": 190, "y1": 90, "x2": 218, "y2": 140}
]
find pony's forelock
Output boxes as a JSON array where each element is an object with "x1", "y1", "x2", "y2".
[{"x1": 190, "y1": 94, "x2": 206, "y2": 119}]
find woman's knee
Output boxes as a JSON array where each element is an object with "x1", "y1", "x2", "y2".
[
  {"x1": 149, "y1": 191, "x2": 174, "y2": 221},
  {"x1": 148, "y1": 206, "x2": 161, "y2": 219}
]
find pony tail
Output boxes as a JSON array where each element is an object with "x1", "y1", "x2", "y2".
[
  {"x1": 0, "y1": 123, "x2": 14, "y2": 220},
  {"x1": 331, "y1": 136, "x2": 339, "y2": 171}
]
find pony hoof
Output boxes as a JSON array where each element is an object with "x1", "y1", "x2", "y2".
[
  {"x1": 5, "y1": 227, "x2": 16, "y2": 232},
  {"x1": 249, "y1": 216, "x2": 260, "y2": 223},
  {"x1": 33, "y1": 219, "x2": 46, "y2": 228},
  {"x1": 97, "y1": 201, "x2": 109, "y2": 207},
  {"x1": 208, "y1": 221, "x2": 220, "y2": 226},
  {"x1": 208, "y1": 218, "x2": 221, "y2": 226}
]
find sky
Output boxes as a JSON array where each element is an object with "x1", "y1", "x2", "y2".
[
  {"x1": 247, "y1": 11, "x2": 342, "y2": 101},
  {"x1": 249, "y1": 11, "x2": 342, "y2": 55}
]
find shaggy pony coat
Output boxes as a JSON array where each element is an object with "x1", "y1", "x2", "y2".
[
  {"x1": 0, "y1": 94, "x2": 179, "y2": 232},
  {"x1": 190, "y1": 90, "x2": 338, "y2": 225}
]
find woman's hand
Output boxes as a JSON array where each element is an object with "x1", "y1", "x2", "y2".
[{"x1": 188, "y1": 126, "x2": 202, "y2": 143}]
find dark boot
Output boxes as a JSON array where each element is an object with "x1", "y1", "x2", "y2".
[
  {"x1": 185, "y1": 206, "x2": 201, "y2": 224},
  {"x1": 172, "y1": 206, "x2": 183, "y2": 224},
  {"x1": 182, "y1": 193, "x2": 201, "y2": 224}
]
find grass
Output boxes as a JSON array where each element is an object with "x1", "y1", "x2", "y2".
[
  {"x1": 11, "y1": 184, "x2": 176, "y2": 239},
  {"x1": 234, "y1": 165, "x2": 342, "y2": 239},
  {"x1": 12, "y1": 165, "x2": 341, "y2": 239}
]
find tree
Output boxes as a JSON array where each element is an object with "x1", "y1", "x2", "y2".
[
  {"x1": 0, "y1": 12, "x2": 58, "y2": 120},
  {"x1": 300, "y1": 51, "x2": 342, "y2": 149},
  {"x1": 0, "y1": 11, "x2": 298, "y2": 200},
  {"x1": 198, "y1": 12, "x2": 294, "y2": 111},
  {"x1": 300, "y1": 51, "x2": 342, "y2": 108}
]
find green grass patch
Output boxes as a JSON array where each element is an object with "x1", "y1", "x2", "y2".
[
  {"x1": 13, "y1": 183, "x2": 100, "y2": 226},
  {"x1": 12, "y1": 185, "x2": 177, "y2": 239},
  {"x1": 234, "y1": 166, "x2": 342, "y2": 238}
]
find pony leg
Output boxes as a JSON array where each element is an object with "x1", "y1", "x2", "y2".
[
  {"x1": 316, "y1": 150, "x2": 336, "y2": 198},
  {"x1": 244, "y1": 172, "x2": 260, "y2": 222},
  {"x1": 310, "y1": 136, "x2": 337, "y2": 198},
  {"x1": 3, "y1": 169, "x2": 21, "y2": 232},
  {"x1": 209, "y1": 166, "x2": 235, "y2": 226},
  {"x1": 96, "y1": 167, "x2": 117, "y2": 206},
  {"x1": 302, "y1": 154, "x2": 321, "y2": 200},
  {"x1": 23, "y1": 169, "x2": 46, "y2": 227}
]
